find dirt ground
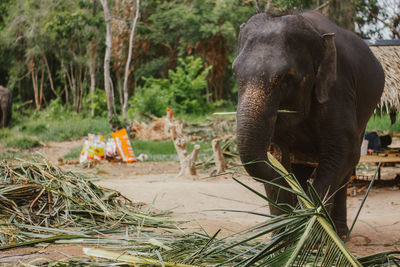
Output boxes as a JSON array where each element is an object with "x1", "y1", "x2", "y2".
[{"x1": 1, "y1": 139, "x2": 400, "y2": 264}]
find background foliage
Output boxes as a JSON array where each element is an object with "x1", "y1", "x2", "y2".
[{"x1": 0, "y1": 0, "x2": 398, "y2": 121}]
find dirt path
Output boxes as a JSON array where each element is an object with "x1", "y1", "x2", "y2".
[{"x1": 2, "y1": 140, "x2": 400, "y2": 264}]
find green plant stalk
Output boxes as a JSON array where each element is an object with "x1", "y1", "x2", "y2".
[
  {"x1": 83, "y1": 247, "x2": 199, "y2": 267},
  {"x1": 345, "y1": 162, "x2": 381, "y2": 243},
  {"x1": 267, "y1": 152, "x2": 362, "y2": 266},
  {"x1": 0, "y1": 234, "x2": 84, "y2": 250}
]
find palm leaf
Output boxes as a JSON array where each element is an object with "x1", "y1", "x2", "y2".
[
  {"x1": 264, "y1": 152, "x2": 361, "y2": 266},
  {"x1": 155, "y1": 152, "x2": 362, "y2": 266},
  {"x1": 189, "y1": 154, "x2": 361, "y2": 266}
]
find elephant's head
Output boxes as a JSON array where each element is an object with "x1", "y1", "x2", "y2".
[{"x1": 233, "y1": 12, "x2": 336, "y2": 180}]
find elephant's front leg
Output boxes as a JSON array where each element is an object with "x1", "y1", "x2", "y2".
[
  {"x1": 331, "y1": 169, "x2": 352, "y2": 238},
  {"x1": 264, "y1": 144, "x2": 297, "y2": 215},
  {"x1": 312, "y1": 133, "x2": 360, "y2": 236}
]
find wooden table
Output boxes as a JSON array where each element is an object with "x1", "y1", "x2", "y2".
[
  {"x1": 359, "y1": 155, "x2": 400, "y2": 164},
  {"x1": 358, "y1": 155, "x2": 400, "y2": 180}
]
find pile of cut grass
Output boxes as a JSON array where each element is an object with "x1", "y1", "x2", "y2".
[{"x1": 0, "y1": 156, "x2": 178, "y2": 249}]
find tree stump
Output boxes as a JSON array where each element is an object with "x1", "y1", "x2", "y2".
[
  {"x1": 165, "y1": 111, "x2": 200, "y2": 176},
  {"x1": 212, "y1": 138, "x2": 227, "y2": 174}
]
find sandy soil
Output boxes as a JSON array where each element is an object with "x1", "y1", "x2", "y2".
[{"x1": 1, "y1": 140, "x2": 400, "y2": 264}]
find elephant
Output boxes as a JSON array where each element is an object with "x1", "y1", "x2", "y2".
[
  {"x1": 233, "y1": 10, "x2": 384, "y2": 237},
  {"x1": 0, "y1": 86, "x2": 12, "y2": 128}
]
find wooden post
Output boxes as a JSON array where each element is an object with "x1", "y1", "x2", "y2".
[
  {"x1": 212, "y1": 138, "x2": 227, "y2": 174},
  {"x1": 165, "y1": 111, "x2": 200, "y2": 176}
]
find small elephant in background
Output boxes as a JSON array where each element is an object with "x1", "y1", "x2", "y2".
[{"x1": 0, "y1": 86, "x2": 12, "y2": 128}]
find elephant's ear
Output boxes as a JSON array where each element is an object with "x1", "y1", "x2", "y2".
[{"x1": 315, "y1": 33, "x2": 337, "y2": 104}]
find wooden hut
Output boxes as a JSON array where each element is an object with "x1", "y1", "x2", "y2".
[{"x1": 368, "y1": 40, "x2": 400, "y2": 112}]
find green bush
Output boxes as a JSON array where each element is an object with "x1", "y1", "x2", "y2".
[
  {"x1": 131, "y1": 139, "x2": 212, "y2": 162},
  {"x1": 62, "y1": 146, "x2": 82, "y2": 160},
  {"x1": 30, "y1": 116, "x2": 110, "y2": 142},
  {"x1": 0, "y1": 151, "x2": 25, "y2": 160},
  {"x1": 167, "y1": 56, "x2": 212, "y2": 114},
  {"x1": 0, "y1": 128, "x2": 11, "y2": 139},
  {"x1": 4, "y1": 136, "x2": 41, "y2": 149},
  {"x1": 82, "y1": 89, "x2": 108, "y2": 117},
  {"x1": 40, "y1": 98, "x2": 73, "y2": 119},
  {"x1": 366, "y1": 113, "x2": 400, "y2": 133},
  {"x1": 130, "y1": 56, "x2": 212, "y2": 117},
  {"x1": 130, "y1": 77, "x2": 170, "y2": 117},
  {"x1": 0, "y1": 103, "x2": 111, "y2": 148}
]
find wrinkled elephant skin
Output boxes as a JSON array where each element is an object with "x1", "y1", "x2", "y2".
[
  {"x1": 0, "y1": 86, "x2": 12, "y2": 128},
  {"x1": 234, "y1": 10, "x2": 384, "y2": 237}
]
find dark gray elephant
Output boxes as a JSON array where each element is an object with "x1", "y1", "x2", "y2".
[
  {"x1": 0, "y1": 86, "x2": 12, "y2": 128},
  {"x1": 233, "y1": 10, "x2": 384, "y2": 237}
]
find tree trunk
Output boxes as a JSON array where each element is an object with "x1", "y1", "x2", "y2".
[
  {"x1": 61, "y1": 58, "x2": 69, "y2": 105},
  {"x1": 89, "y1": 1, "x2": 98, "y2": 116},
  {"x1": 88, "y1": 39, "x2": 97, "y2": 116},
  {"x1": 165, "y1": 111, "x2": 200, "y2": 176},
  {"x1": 30, "y1": 62, "x2": 40, "y2": 110},
  {"x1": 39, "y1": 68, "x2": 46, "y2": 107},
  {"x1": 122, "y1": 0, "x2": 140, "y2": 124},
  {"x1": 78, "y1": 67, "x2": 87, "y2": 112},
  {"x1": 324, "y1": 0, "x2": 355, "y2": 31},
  {"x1": 116, "y1": 72, "x2": 123, "y2": 107},
  {"x1": 212, "y1": 138, "x2": 227, "y2": 174},
  {"x1": 100, "y1": 0, "x2": 118, "y2": 130},
  {"x1": 67, "y1": 63, "x2": 77, "y2": 112},
  {"x1": 43, "y1": 55, "x2": 58, "y2": 98}
]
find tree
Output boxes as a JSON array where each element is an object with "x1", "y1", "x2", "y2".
[
  {"x1": 355, "y1": 0, "x2": 400, "y2": 39},
  {"x1": 122, "y1": 0, "x2": 140, "y2": 124},
  {"x1": 0, "y1": 0, "x2": 15, "y2": 87},
  {"x1": 2, "y1": 0, "x2": 104, "y2": 111},
  {"x1": 323, "y1": 0, "x2": 356, "y2": 31},
  {"x1": 131, "y1": 0, "x2": 254, "y2": 103},
  {"x1": 88, "y1": 0, "x2": 100, "y2": 117},
  {"x1": 100, "y1": 0, "x2": 118, "y2": 129}
]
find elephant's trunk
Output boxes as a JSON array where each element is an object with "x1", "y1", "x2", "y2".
[{"x1": 236, "y1": 83, "x2": 280, "y2": 181}]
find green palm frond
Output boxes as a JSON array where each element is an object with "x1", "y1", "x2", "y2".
[
  {"x1": 137, "y1": 153, "x2": 364, "y2": 266},
  {"x1": 178, "y1": 153, "x2": 362, "y2": 266},
  {"x1": 263, "y1": 153, "x2": 361, "y2": 266}
]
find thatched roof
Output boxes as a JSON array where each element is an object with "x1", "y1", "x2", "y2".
[{"x1": 368, "y1": 40, "x2": 400, "y2": 112}]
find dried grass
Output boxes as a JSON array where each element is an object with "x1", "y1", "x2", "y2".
[
  {"x1": 131, "y1": 117, "x2": 171, "y2": 141},
  {"x1": 370, "y1": 45, "x2": 400, "y2": 112},
  {"x1": 0, "y1": 155, "x2": 179, "y2": 249}
]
